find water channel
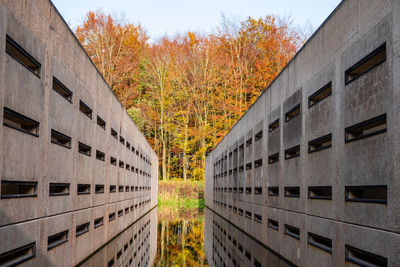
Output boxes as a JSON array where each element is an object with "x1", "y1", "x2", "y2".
[{"x1": 79, "y1": 206, "x2": 291, "y2": 266}]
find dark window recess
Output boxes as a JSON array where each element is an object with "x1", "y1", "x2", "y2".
[
  {"x1": 345, "y1": 185, "x2": 387, "y2": 204},
  {"x1": 345, "y1": 43, "x2": 386, "y2": 85},
  {"x1": 239, "y1": 165, "x2": 244, "y2": 172},
  {"x1": 254, "y1": 259, "x2": 261, "y2": 267},
  {"x1": 308, "y1": 232, "x2": 332, "y2": 253},
  {"x1": 238, "y1": 208, "x2": 244, "y2": 216},
  {"x1": 254, "y1": 159, "x2": 262, "y2": 168},
  {"x1": 268, "y1": 153, "x2": 279, "y2": 164},
  {"x1": 127, "y1": 142, "x2": 131, "y2": 149},
  {"x1": 246, "y1": 163, "x2": 252, "y2": 170},
  {"x1": 51, "y1": 129, "x2": 71, "y2": 149},
  {"x1": 0, "y1": 242, "x2": 36, "y2": 266},
  {"x1": 246, "y1": 138, "x2": 252, "y2": 147},
  {"x1": 284, "y1": 187, "x2": 300, "y2": 198},
  {"x1": 79, "y1": 100, "x2": 92, "y2": 119},
  {"x1": 97, "y1": 116, "x2": 106, "y2": 129},
  {"x1": 5, "y1": 35, "x2": 41, "y2": 76},
  {"x1": 3, "y1": 107, "x2": 39, "y2": 137},
  {"x1": 125, "y1": 207, "x2": 129, "y2": 214},
  {"x1": 246, "y1": 187, "x2": 252, "y2": 194},
  {"x1": 119, "y1": 161, "x2": 124, "y2": 168},
  {"x1": 118, "y1": 186, "x2": 124, "y2": 192},
  {"x1": 345, "y1": 245, "x2": 387, "y2": 267},
  {"x1": 110, "y1": 156, "x2": 117, "y2": 166},
  {"x1": 245, "y1": 211, "x2": 252, "y2": 219},
  {"x1": 285, "y1": 145, "x2": 300, "y2": 160},
  {"x1": 345, "y1": 114, "x2": 386, "y2": 143},
  {"x1": 96, "y1": 150, "x2": 105, "y2": 161},
  {"x1": 110, "y1": 185, "x2": 116, "y2": 193},
  {"x1": 111, "y1": 128, "x2": 118, "y2": 139},
  {"x1": 118, "y1": 209, "x2": 123, "y2": 217},
  {"x1": 254, "y1": 187, "x2": 262, "y2": 195},
  {"x1": 308, "y1": 186, "x2": 332, "y2": 200},
  {"x1": 308, "y1": 134, "x2": 332, "y2": 153},
  {"x1": 284, "y1": 224, "x2": 300, "y2": 240},
  {"x1": 268, "y1": 187, "x2": 279, "y2": 196},
  {"x1": 95, "y1": 184, "x2": 104, "y2": 194},
  {"x1": 125, "y1": 186, "x2": 129, "y2": 192},
  {"x1": 255, "y1": 130, "x2": 263, "y2": 141},
  {"x1": 254, "y1": 214, "x2": 262, "y2": 223},
  {"x1": 120, "y1": 136, "x2": 125, "y2": 145},
  {"x1": 285, "y1": 104, "x2": 300, "y2": 122},
  {"x1": 1, "y1": 181, "x2": 37, "y2": 199},
  {"x1": 268, "y1": 219, "x2": 279, "y2": 230},
  {"x1": 308, "y1": 82, "x2": 332, "y2": 107},
  {"x1": 131, "y1": 166, "x2": 135, "y2": 172},
  {"x1": 49, "y1": 183, "x2": 70, "y2": 196},
  {"x1": 78, "y1": 142, "x2": 91, "y2": 156},
  {"x1": 109, "y1": 212, "x2": 116, "y2": 222},
  {"x1": 126, "y1": 164, "x2": 130, "y2": 170},
  {"x1": 238, "y1": 243, "x2": 243, "y2": 252},
  {"x1": 94, "y1": 217, "x2": 104, "y2": 229},
  {"x1": 117, "y1": 250, "x2": 122, "y2": 259},
  {"x1": 76, "y1": 222, "x2": 90, "y2": 237},
  {"x1": 47, "y1": 230, "x2": 68, "y2": 250},
  {"x1": 52, "y1": 77, "x2": 73, "y2": 102},
  {"x1": 245, "y1": 250, "x2": 251, "y2": 260},
  {"x1": 269, "y1": 119, "x2": 279, "y2": 133},
  {"x1": 77, "y1": 184, "x2": 90, "y2": 195}
]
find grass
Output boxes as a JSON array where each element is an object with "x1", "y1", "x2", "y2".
[
  {"x1": 158, "y1": 180, "x2": 205, "y2": 209},
  {"x1": 158, "y1": 197, "x2": 205, "y2": 209}
]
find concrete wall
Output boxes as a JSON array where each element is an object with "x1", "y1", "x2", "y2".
[
  {"x1": 0, "y1": 0, "x2": 158, "y2": 265},
  {"x1": 205, "y1": 0, "x2": 400, "y2": 266}
]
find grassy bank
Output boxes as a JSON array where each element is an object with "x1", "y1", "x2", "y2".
[{"x1": 158, "y1": 180, "x2": 205, "y2": 209}]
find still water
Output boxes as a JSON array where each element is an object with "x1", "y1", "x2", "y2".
[{"x1": 78, "y1": 206, "x2": 291, "y2": 266}]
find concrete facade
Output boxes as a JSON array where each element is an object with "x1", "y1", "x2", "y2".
[
  {"x1": 0, "y1": 0, "x2": 158, "y2": 266},
  {"x1": 205, "y1": 0, "x2": 400, "y2": 266}
]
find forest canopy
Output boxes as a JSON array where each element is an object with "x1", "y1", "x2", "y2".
[{"x1": 75, "y1": 11, "x2": 307, "y2": 180}]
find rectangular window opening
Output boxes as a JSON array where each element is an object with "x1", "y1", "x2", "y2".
[
  {"x1": 254, "y1": 187, "x2": 262, "y2": 195},
  {"x1": 345, "y1": 245, "x2": 387, "y2": 267},
  {"x1": 3, "y1": 107, "x2": 39, "y2": 137},
  {"x1": 254, "y1": 159, "x2": 262, "y2": 168},
  {"x1": 254, "y1": 214, "x2": 262, "y2": 223},
  {"x1": 76, "y1": 222, "x2": 90, "y2": 237},
  {"x1": 268, "y1": 219, "x2": 279, "y2": 231},
  {"x1": 78, "y1": 142, "x2": 91, "y2": 156},
  {"x1": 95, "y1": 184, "x2": 104, "y2": 194},
  {"x1": 6, "y1": 35, "x2": 40, "y2": 76},
  {"x1": 245, "y1": 211, "x2": 252, "y2": 219},
  {"x1": 345, "y1": 185, "x2": 387, "y2": 204},
  {"x1": 308, "y1": 186, "x2": 332, "y2": 200},
  {"x1": 308, "y1": 232, "x2": 332, "y2": 253},
  {"x1": 118, "y1": 186, "x2": 124, "y2": 192},
  {"x1": 285, "y1": 104, "x2": 300, "y2": 122},
  {"x1": 284, "y1": 187, "x2": 300, "y2": 198},
  {"x1": 118, "y1": 209, "x2": 123, "y2": 217},
  {"x1": 120, "y1": 136, "x2": 125, "y2": 145},
  {"x1": 308, "y1": 82, "x2": 332, "y2": 107},
  {"x1": 49, "y1": 183, "x2": 70, "y2": 196},
  {"x1": 79, "y1": 100, "x2": 92, "y2": 119},
  {"x1": 246, "y1": 138, "x2": 252, "y2": 147},
  {"x1": 52, "y1": 77, "x2": 73, "y2": 102},
  {"x1": 285, "y1": 145, "x2": 300, "y2": 160},
  {"x1": 119, "y1": 161, "x2": 124, "y2": 168},
  {"x1": 51, "y1": 129, "x2": 71, "y2": 149},
  {"x1": 1, "y1": 181, "x2": 37, "y2": 199},
  {"x1": 308, "y1": 134, "x2": 332, "y2": 153},
  {"x1": 0, "y1": 242, "x2": 36, "y2": 266},
  {"x1": 246, "y1": 187, "x2": 252, "y2": 194},
  {"x1": 77, "y1": 184, "x2": 90, "y2": 195},
  {"x1": 111, "y1": 128, "x2": 118, "y2": 139},
  {"x1": 246, "y1": 163, "x2": 252, "y2": 170},
  {"x1": 109, "y1": 212, "x2": 116, "y2": 222},
  {"x1": 345, "y1": 43, "x2": 386, "y2": 85},
  {"x1": 255, "y1": 130, "x2": 263, "y2": 141},
  {"x1": 284, "y1": 224, "x2": 300, "y2": 240},
  {"x1": 109, "y1": 185, "x2": 116, "y2": 193},
  {"x1": 47, "y1": 230, "x2": 68, "y2": 250},
  {"x1": 345, "y1": 114, "x2": 386, "y2": 143},
  {"x1": 97, "y1": 116, "x2": 106, "y2": 129},
  {"x1": 96, "y1": 150, "x2": 105, "y2": 161},
  {"x1": 110, "y1": 156, "x2": 117, "y2": 166},
  {"x1": 268, "y1": 152, "x2": 279, "y2": 164},
  {"x1": 94, "y1": 217, "x2": 104, "y2": 228},
  {"x1": 269, "y1": 119, "x2": 279, "y2": 133},
  {"x1": 268, "y1": 187, "x2": 279, "y2": 196}
]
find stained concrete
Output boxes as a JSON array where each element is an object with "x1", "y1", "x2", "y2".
[{"x1": 206, "y1": 0, "x2": 400, "y2": 266}]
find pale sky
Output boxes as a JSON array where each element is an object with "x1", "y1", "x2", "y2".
[{"x1": 51, "y1": 0, "x2": 343, "y2": 41}]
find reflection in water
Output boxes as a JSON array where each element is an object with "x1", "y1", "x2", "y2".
[
  {"x1": 153, "y1": 207, "x2": 209, "y2": 266},
  {"x1": 204, "y1": 208, "x2": 294, "y2": 267},
  {"x1": 77, "y1": 207, "x2": 158, "y2": 267}
]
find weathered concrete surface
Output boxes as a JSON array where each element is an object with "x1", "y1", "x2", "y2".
[
  {"x1": 206, "y1": 0, "x2": 400, "y2": 266},
  {"x1": 0, "y1": 0, "x2": 158, "y2": 265}
]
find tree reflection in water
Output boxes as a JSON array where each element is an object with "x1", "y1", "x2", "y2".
[{"x1": 153, "y1": 206, "x2": 209, "y2": 266}]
